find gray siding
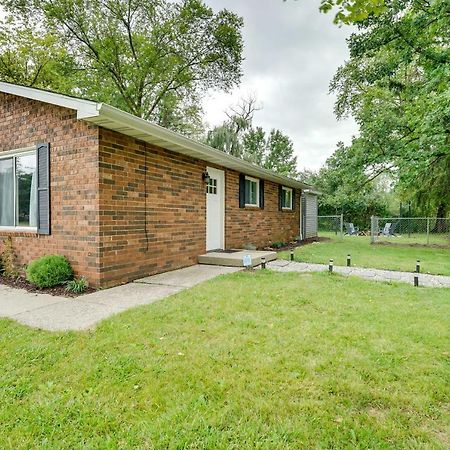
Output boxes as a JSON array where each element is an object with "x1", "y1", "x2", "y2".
[{"x1": 303, "y1": 193, "x2": 318, "y2": 238}]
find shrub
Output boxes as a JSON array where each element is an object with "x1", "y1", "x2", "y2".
[
  {"x1": 271, "y1": 241, "x2": 286, "y2": 249},
  {"x1": 0, "y1": 237, "x2": 19, "y2": 278},
  {"x1": 26, "y1": 255, "x2": 73, "y2": 288},
  {"x1": 65, "y1": 277, "x2": 89, "y2": 294}
]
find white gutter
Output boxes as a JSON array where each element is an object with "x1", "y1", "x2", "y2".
[{"x1": 98, "y1": 104, "x2": 311, "y2": 190}]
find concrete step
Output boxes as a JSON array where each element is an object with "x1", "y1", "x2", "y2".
[{"x1": 198, "y1": 250, "x2": 277, "y2": 267}]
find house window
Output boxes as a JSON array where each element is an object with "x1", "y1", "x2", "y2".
[
  {"x1": 281, "y1": 186, "x2": 293, "y2": 210},
  {"x1": 245, "y1": 176, "x2": 259, "y2": 206},
  {"x1": 207, "y1": 177, "x2": 217, "y2": 195},
  {"x1": 0, "y1": 150, "x2": 37, "y2": 229}
]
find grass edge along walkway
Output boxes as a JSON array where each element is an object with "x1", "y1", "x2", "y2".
[
  {"x1": 279, "y1": 236, "x2": 450, "y2": 276},
  {"x1": 268, "y1": 260, "x2": 450, "y2": 288}
]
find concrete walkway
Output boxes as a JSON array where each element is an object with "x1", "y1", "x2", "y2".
[
  {"x1": 0, "y1": 265, "x2": 240, "y2": 332},
  {"x1": 267, "y1": 260, "x2": 450, "y2": 288}
]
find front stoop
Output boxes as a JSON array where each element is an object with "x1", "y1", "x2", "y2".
[{"x1": 198, "y1": 250, "x2": 277, "y2": 267}]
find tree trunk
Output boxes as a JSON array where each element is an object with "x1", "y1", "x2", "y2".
[{"x1": 432, "y1": 202, "x2": 448, "y2": 233}]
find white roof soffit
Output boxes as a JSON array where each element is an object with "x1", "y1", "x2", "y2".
[
  {"x1": 1, "y1": 82, "x2": 311, "y2": 190},
  {"x1": 0, "y1": 81, "x2": 101, "y2": 119}
]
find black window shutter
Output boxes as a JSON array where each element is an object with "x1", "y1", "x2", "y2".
[
  {"x1": 239, "y1": 174, "x2": 246, "y2": 208},
  {"x1": 292, "y1": 189, "x2": 296, "y2": 210},
  {"x1": 278, "y1": 185, "x2": 283, "y2": 211},
  {"x1": 36, "y1": 143, "x2": 50, "y2": 235},
  {"x1": 259, "y1": 180, "x2": 264, "y2": 209}
]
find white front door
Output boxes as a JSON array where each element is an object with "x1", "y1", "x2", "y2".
[{"x1": 206, "y1": 167, "x2": 225, "y2": 251}]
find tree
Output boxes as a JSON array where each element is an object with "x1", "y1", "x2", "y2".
[
  {"x1": 206, "y1": 96, "x2": 260, "y2": 157},
  {"x1": 0, "y1": 0, "x2": 244, "y2": 135},
  {"x1": 312, "y1": 142, "x2": 391, "y2": 228},
  {"x1": 206, "y1": 98, "x2": 299, "y2": 178},
  {"x1": 242, "y1": 127, "x2": 266, "y2": 165},
  {"x1": 0, "y1": 17, "x2": 76, "y2": 91},
  {"x1": 264, "y1": 129, "x2": 298, "y2": 177},
  {"x1": 286, "y1": 0, "x2": 387, "y2": 24},
  {"x1": 329, "y1": 0, "x2": 450, "y2": 220},
  {"x1": 318, "y1": 0, "x2": 387, "y2": 24}
]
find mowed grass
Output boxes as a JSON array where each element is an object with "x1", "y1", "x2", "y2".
[
  {"x1": 1, "y1": 271, "x2": 449, "y2": 449},
  {"x1": 281, "y1": 233, "x2": 450, "y2": 276}
]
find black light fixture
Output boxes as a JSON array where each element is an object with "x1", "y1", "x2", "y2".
[{"x1": 202, "y1": 170, "x2": 211, "y2": 184}]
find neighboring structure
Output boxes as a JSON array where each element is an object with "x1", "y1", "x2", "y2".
[
  {"x1": 0, "y1": 82, "x2": 315, "y2": 287},
  {"x1": 301, "y1": 190, "x2": 319, "y2": 240}
]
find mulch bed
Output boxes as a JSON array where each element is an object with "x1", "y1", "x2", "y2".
[
  {"x1": 0, "y1": 274, "x2": 96, "y2": 298},
  {"x1": 262, "y1": 236, "x2": 329, "y2": 252}
]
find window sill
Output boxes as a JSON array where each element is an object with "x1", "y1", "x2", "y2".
[
  {"x1": 245, "y1": 204, "x2": 260, "y2": 209},
  {"x1": 0, "y1": 227, "x2": 38, "y2": 235},
  {"x1": 282, "y1": 207, "x2": 293, "y2": 211}
]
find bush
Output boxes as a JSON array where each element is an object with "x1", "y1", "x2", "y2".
[
  {"x1": 0, "y1": 236, "x2": 19, "y2": 278},
  {"x1": 26, "y1": 255, "x2": 73, "y2": 288},
  {"x1": 65, "y1": 277, "x2": 89, "y2": 294}
]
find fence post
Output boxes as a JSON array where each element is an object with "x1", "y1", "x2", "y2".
[
  {"x1": 370, "y1": 216, "x2": 377, "y2": 243},
  {"x1": 340, "y1": 214, "x2": 344, "y2": 239},
  {"x1": 426, "y1": 218, "x2": 430, "y2": 245}
]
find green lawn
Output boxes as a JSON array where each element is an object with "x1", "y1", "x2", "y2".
[
  {"x1": 281, "y1": 234, "x2": 450, "y2": 276},
  {"x1": 1, "y1": 271, "x2": 449, "y2": 449}
]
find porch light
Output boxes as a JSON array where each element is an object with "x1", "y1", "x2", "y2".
[{"x1": 202, "y1": 171, "x2": 211, "y2": 184}]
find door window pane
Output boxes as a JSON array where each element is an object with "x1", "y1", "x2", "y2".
[
  {"x1": 16, "y1": 154, "x2": 37, "y2": 227},
  {"x1": 0, "y1": 158, "x2": 14, "y2": 226}
]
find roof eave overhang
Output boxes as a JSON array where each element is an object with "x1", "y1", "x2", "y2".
[
  {"x1": 87, "y1": 104, "x2": 310, "y2": 190},
  {"x1": 0, "y1": 81, "x2": 101, "y2": 119},
  {"x1": 0, "y1": 81, "x2": 313, "y2": 190}
]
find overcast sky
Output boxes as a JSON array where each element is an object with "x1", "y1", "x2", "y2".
[{"x1": 203, "y1": 0, "x2": 359, "y2": 171}]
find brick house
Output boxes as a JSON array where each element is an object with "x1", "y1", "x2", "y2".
[{"x1": 0, "y1": 82, "x2": 314, "y2": 288}]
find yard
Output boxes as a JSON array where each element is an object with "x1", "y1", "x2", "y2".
[
  {"x1": 281, "y1": 234, "x2": 450, "y2": 276},
  {"x1": 1, "y1": 270, "x2": 449, "y2": 448}
]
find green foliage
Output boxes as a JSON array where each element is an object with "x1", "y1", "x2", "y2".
[
  {"x1": 65, "y1": 277, "x2": 89, "y2": 294},
  {"x1": 0, "y1": 0, "x2": 244, "y2": 135},
  {"x1": 310, "y1": 142, "x2": 391, "y2": 228},
  {"x1": 318, "y1": 0, "x2": 387, "y2": 24},
  {"x1": 207, "y1": 98, "x2": 299, "y2": 177},
  {"x1": 286, "y1": 0, "x2": 387, "y2": 24},
  {"x1": 0, "y1": 236, "x2": 19, "y2": 278},
  {"x1": 26, "y1": 255, "x2": 73, "y2": 288},
  {"x1": 329, "y1": 0, "x2": 450, "y2": 219},
  {"x1": 263, "y1": 129, "x2": 298, "y2": 177},
  {"x1": 271, "y1": 241, "x2": 287, "y2": 249}
]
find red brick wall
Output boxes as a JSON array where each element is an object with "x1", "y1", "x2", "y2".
[
  {"x1": 96, "y1": 129, "x2": 300, "y2": 287},
  {"x1": 1, "y1": 93, "x2": 300, "y2": 288},
  {"x1": 97, "y1": 128, "x2": 207, "y2": 287},
  {"x1": 0, "y1": 93, "x2": 102, "y2": 284},
  {"x1": 225, "y1": 171, "x2": 300, "y2": 248}
]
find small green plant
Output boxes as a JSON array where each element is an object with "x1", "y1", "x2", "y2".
[
  {"x1": 65, "y1": 277, "x2": 89, "y2": 294},
  {"x1": 243, "y1": 243, "x2": 257, "y2": 251},
  {"x1": 0, "y1": 237, "x2": 19, "y2": 278},
  {"x1": 271, "y1": 241, "x2": 286, "y2": 249},
  {"x1": 26, "y1": 255, "x2": 73, "y2": 288}
]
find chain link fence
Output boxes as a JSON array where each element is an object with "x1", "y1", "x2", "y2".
[
  {"x1": 318, "y1": 215, "x2": 343, "y2": 239},
  {"x1": 370, "y1": 217, "x2": 450, "y2": 246}
]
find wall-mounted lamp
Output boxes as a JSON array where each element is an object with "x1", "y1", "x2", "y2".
[{"x1": 202, "y1": 171, "x2": 211, "y2": 184}]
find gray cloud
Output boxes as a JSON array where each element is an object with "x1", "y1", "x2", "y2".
[{"x1": 203, "y1": 0, "x2": 359, "y2": 171}]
